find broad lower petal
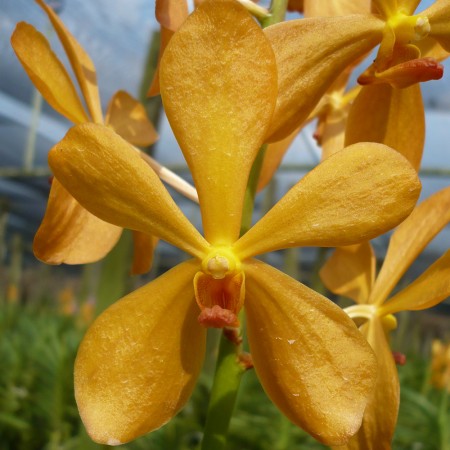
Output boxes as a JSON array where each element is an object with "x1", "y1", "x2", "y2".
[
  {"x1": 345, "y1": 84, "x2": 425, "y2": 171},
  {"x1": 33, "y1": 178, "x2": 122, "y2": 264},
  {"x1": 160, "y1": 0, "x2": 277, "y2": 246},
  {"x1": 75, "y1": 260, "x2": 205, "y2": 445},
  {"x1": 244, "y1": 260, "x2": 377, "y2": 445},
  {"x1": 49, "y1": 123, "x2": 209, "y2": 259},
  {"x1": 234, "y1": 143, "x2": 421, "y2": 260},
  {"x1": 334, "y1": 318, "x2": 399, "y2": 450},
  {"x1": 35, "y1": 0, "x2": 103, "y2": 123},
  {"x1": 369, "y1": 186, "x2": 450, "y2": 306},
  {"x1": 131, "y1": 231, "x2": 158, "y2": 275},
  {"x1": 105, "y1": 91, "x2": 158, "y2": 147},
  {"x1": 379, "y1": 250, "x2": 450, "y2": 315},
  {"x1": 320, "y1": 242, "x2": 375, "y2": 304},
  {"x1": 11, "y1": 22, "x2": 89, "y2": 124},
  {"x1": 264, "y1": 15, "x2": 384, "y2": 142}
]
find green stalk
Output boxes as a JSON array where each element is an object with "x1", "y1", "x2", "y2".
[
  {"x1": 200, "y1": 333, "x2": 246, "y2": 450},
  {"x1": 200, "y1": 2, "x2": 287, "y2": 449}
]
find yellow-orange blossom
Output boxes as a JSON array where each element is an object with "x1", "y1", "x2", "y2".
[{"x1": 49, "y1": 1, "x2": 421, "y2": 446}]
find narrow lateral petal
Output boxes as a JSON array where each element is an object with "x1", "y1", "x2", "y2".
[
  {"x1": 345, "y1": 83, "x2": 425, "y2": 171},
  {"x1": 369, "y1": 186, "x2": 450, "y2": 306},
  {"x1": 33, "y1": 178, "x2": 122, "y2": 264},
  {"x1": 131, "y1": 231, "x2": 158, "y2": 275},
  {"x1": 424, "y1": 0, "x2": 450, "y2": 52},
  {"x1": 320, "y1": 242, "x2": 375, "y2": 304},
  {"x1": 244, "y1": 260, "x2": 377, "y2": 445},
  {"x1": 257, "y1": 128, "x2": 299, "y2": 193},
  {"x1": 334, "y1": 318, "x2": 399, "y2": 450},
  {"x1": 11, "y1": 22, "x2": 89, "y2": 124},
  {"x1": 160, "y1": 0, "x2": 278, "y2": 246},
  {"x1": 75, "y1": 260, "x2": 206, "y2": 445},
  {"x1": 234, "y1": 143, "x2": 421, "y2": 260},
  {"x1": 380, "y1": 250, "x2": 450, "y2": 315},
  {"x1": 35, "y1": 0, "x2": 103, "y2": 123},
  {"x1": 105, "y1": 91, "x2": 158, "y2": 147},
  {"x1": 264, "y1": 15, "x2": 384, "y2": 142},
  {"x1": 49, "y1": 123, "x2": 209, "y2": 259}
]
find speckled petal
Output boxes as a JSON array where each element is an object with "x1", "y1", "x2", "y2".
[
  {"x1": 345, "y1": 83, "x2": 425, "y2": 171},
  {"x1": 160, "y1": 0, "x2": 277, "y2": 246},
  {"x1": 320, "y1": 242, "x2": 375, "y2": 304},
  {"x1": 369, "y1": 186, "x2": 450, "y2": 306},
  {"x1": 234, "y1": 143, "x2": 421, "y2": 260},
  {"x1": 33, "y1": 178, "x2": 122, "y2": 264},
  {"x1": 75, "y1": 260, "x2": 205, "y2": 445},
  {"x1": 35, "y1": 0, "x2": 103, "y2": 123},
  {"x1": 244, "y1": 260, "x2": 377, "y2": 445},
  {"x1": 105, "y1": 90, "x2": 158, "y2": 147},
  {"x1": 11, "y1": 22, "x2": 89, "y2": 124},
  {"x1": 49, "y1": 123, "x2": 209, "y2": 259},
  {"x1": 264, "y1": 15, "x2": 384, "y2": 142}
]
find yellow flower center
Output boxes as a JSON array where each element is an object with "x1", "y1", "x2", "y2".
[
  {"x1": 388, "y1": 12, "x2": 430, "y2": 44},
  {"x1": 201, "y1": 247, "x2": 241, "y2": 279}
]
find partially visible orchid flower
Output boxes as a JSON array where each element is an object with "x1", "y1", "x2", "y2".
[
  {"x1": 266, "y1": 0, "x2": 450, "y2": 143},
  {"x1": 11, "y1": 0, "x2": 163, "y2": 272},
  {"x1": 320, "y1": 187, "x2": 450, "y2": 449},
  {"x1": 257, "y1": 0, "x2": 371, "y2": 190},
  {"x1": 431, "y1": 339, "x2": 450, "y2": 392},
  {"x1": 48, "y1": 1, "x2": 422, "y2": 446}
]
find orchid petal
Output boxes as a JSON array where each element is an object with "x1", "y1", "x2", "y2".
[
  {"x1": 397, "y1": 0, "x2": 421, "y2": 15},
  {"x1": 304, "y1": 0, "x2": 371, "y2": 17},
  {"x1": 334, "y1": 318, "x2": 399, "y2": 450},
  {"x1": 320, "y1": 242, "x2": 375, "y2": 304},
  {"x1": 147, "y1": 27, "x2": 174, "y2": 97},
  {"x1": 244, "y1": 260, "x2": 377, "y2": 445},
  {"x1": 234, "y1": 143, "x2": 421, "y2": 260},
  {"x1": 35, "y1": 0, "x2": 103, "y2": 123},
  {"x1": 75, "y1": 260, "x2": 205, "y2": 445},
  {"x1": 131, "y1": 231, "x2": 158, "y2": 275},
  {"x1": 11, "y1": 22, "x2": 89, "y2": 124},
  {"x1": 148, "y1": 0, "x2": 189, "y2": 96},
  {"x1": 423, "y1": 0, "x2": 450, "y2": 52},
  {"x1": 33, "y1": 178, "x2": 122, "y2": 264},
  {"x1": 155, "y1": 0, "x2": 189, "y2": 31},
  {"x1": 257, "y1": 128, "x2": 299, "y2": 193},
  {"x1": 160, "y1": 0, "x2": 278, "y2": 246},
  {"x1": 49, "y1": 123, "x2": 209, "y2": 259},
  {"x1": 369, "y1": 186, "x2": 450, "y2": 306},
  {"x1": 345, "y1": 84, "x2": 425, "y2": 171},
  {"x1": 105, "y1": 91, "x2": 158, "y2": 147},
  {"x1": 380, "y1": 250, "x2": 450, "y2": 316},
  {"x1": 371, "y1": 0, "x2": 397, "y2": 19},
  {"x1": 264, "y1": 15, "x2": 384, "y2": 142},
  {"x1": 320, "y1": 103, "x2": 350, "y2": 159}
]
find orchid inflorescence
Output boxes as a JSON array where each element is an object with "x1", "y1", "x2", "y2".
[{"x1": 11, "y1": 0, "x2": 450, "y2": 448}]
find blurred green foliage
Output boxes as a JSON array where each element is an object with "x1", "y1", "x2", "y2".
[{"x1": 0, "y1": 295, "x2": 448, "y2": 450}]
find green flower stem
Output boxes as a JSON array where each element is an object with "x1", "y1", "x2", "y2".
[
  {"x1": 200, "y1": 1, "x2": 287, "y2": 448},
  {"x1": 200, "y1": 332, "x2": 246, "y2": 450},
  {"x1": 240, "y1": 144, "x2": 267, "y2": 235}
]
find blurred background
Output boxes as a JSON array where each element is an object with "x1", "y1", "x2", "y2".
[{"x1": 0, "y1": 0, "x2": 449, "y2": 449}]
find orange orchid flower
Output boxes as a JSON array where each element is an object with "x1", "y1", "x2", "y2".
[
  {"x1": 11, "y1": 0, "x2": 159, "y2": 272},
  {"x1": 47, "y1": 2, "x2": 423, "y2": 445},
  {"x1": 320, "y1": 186, "x2": 450, "y2": 449}
]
